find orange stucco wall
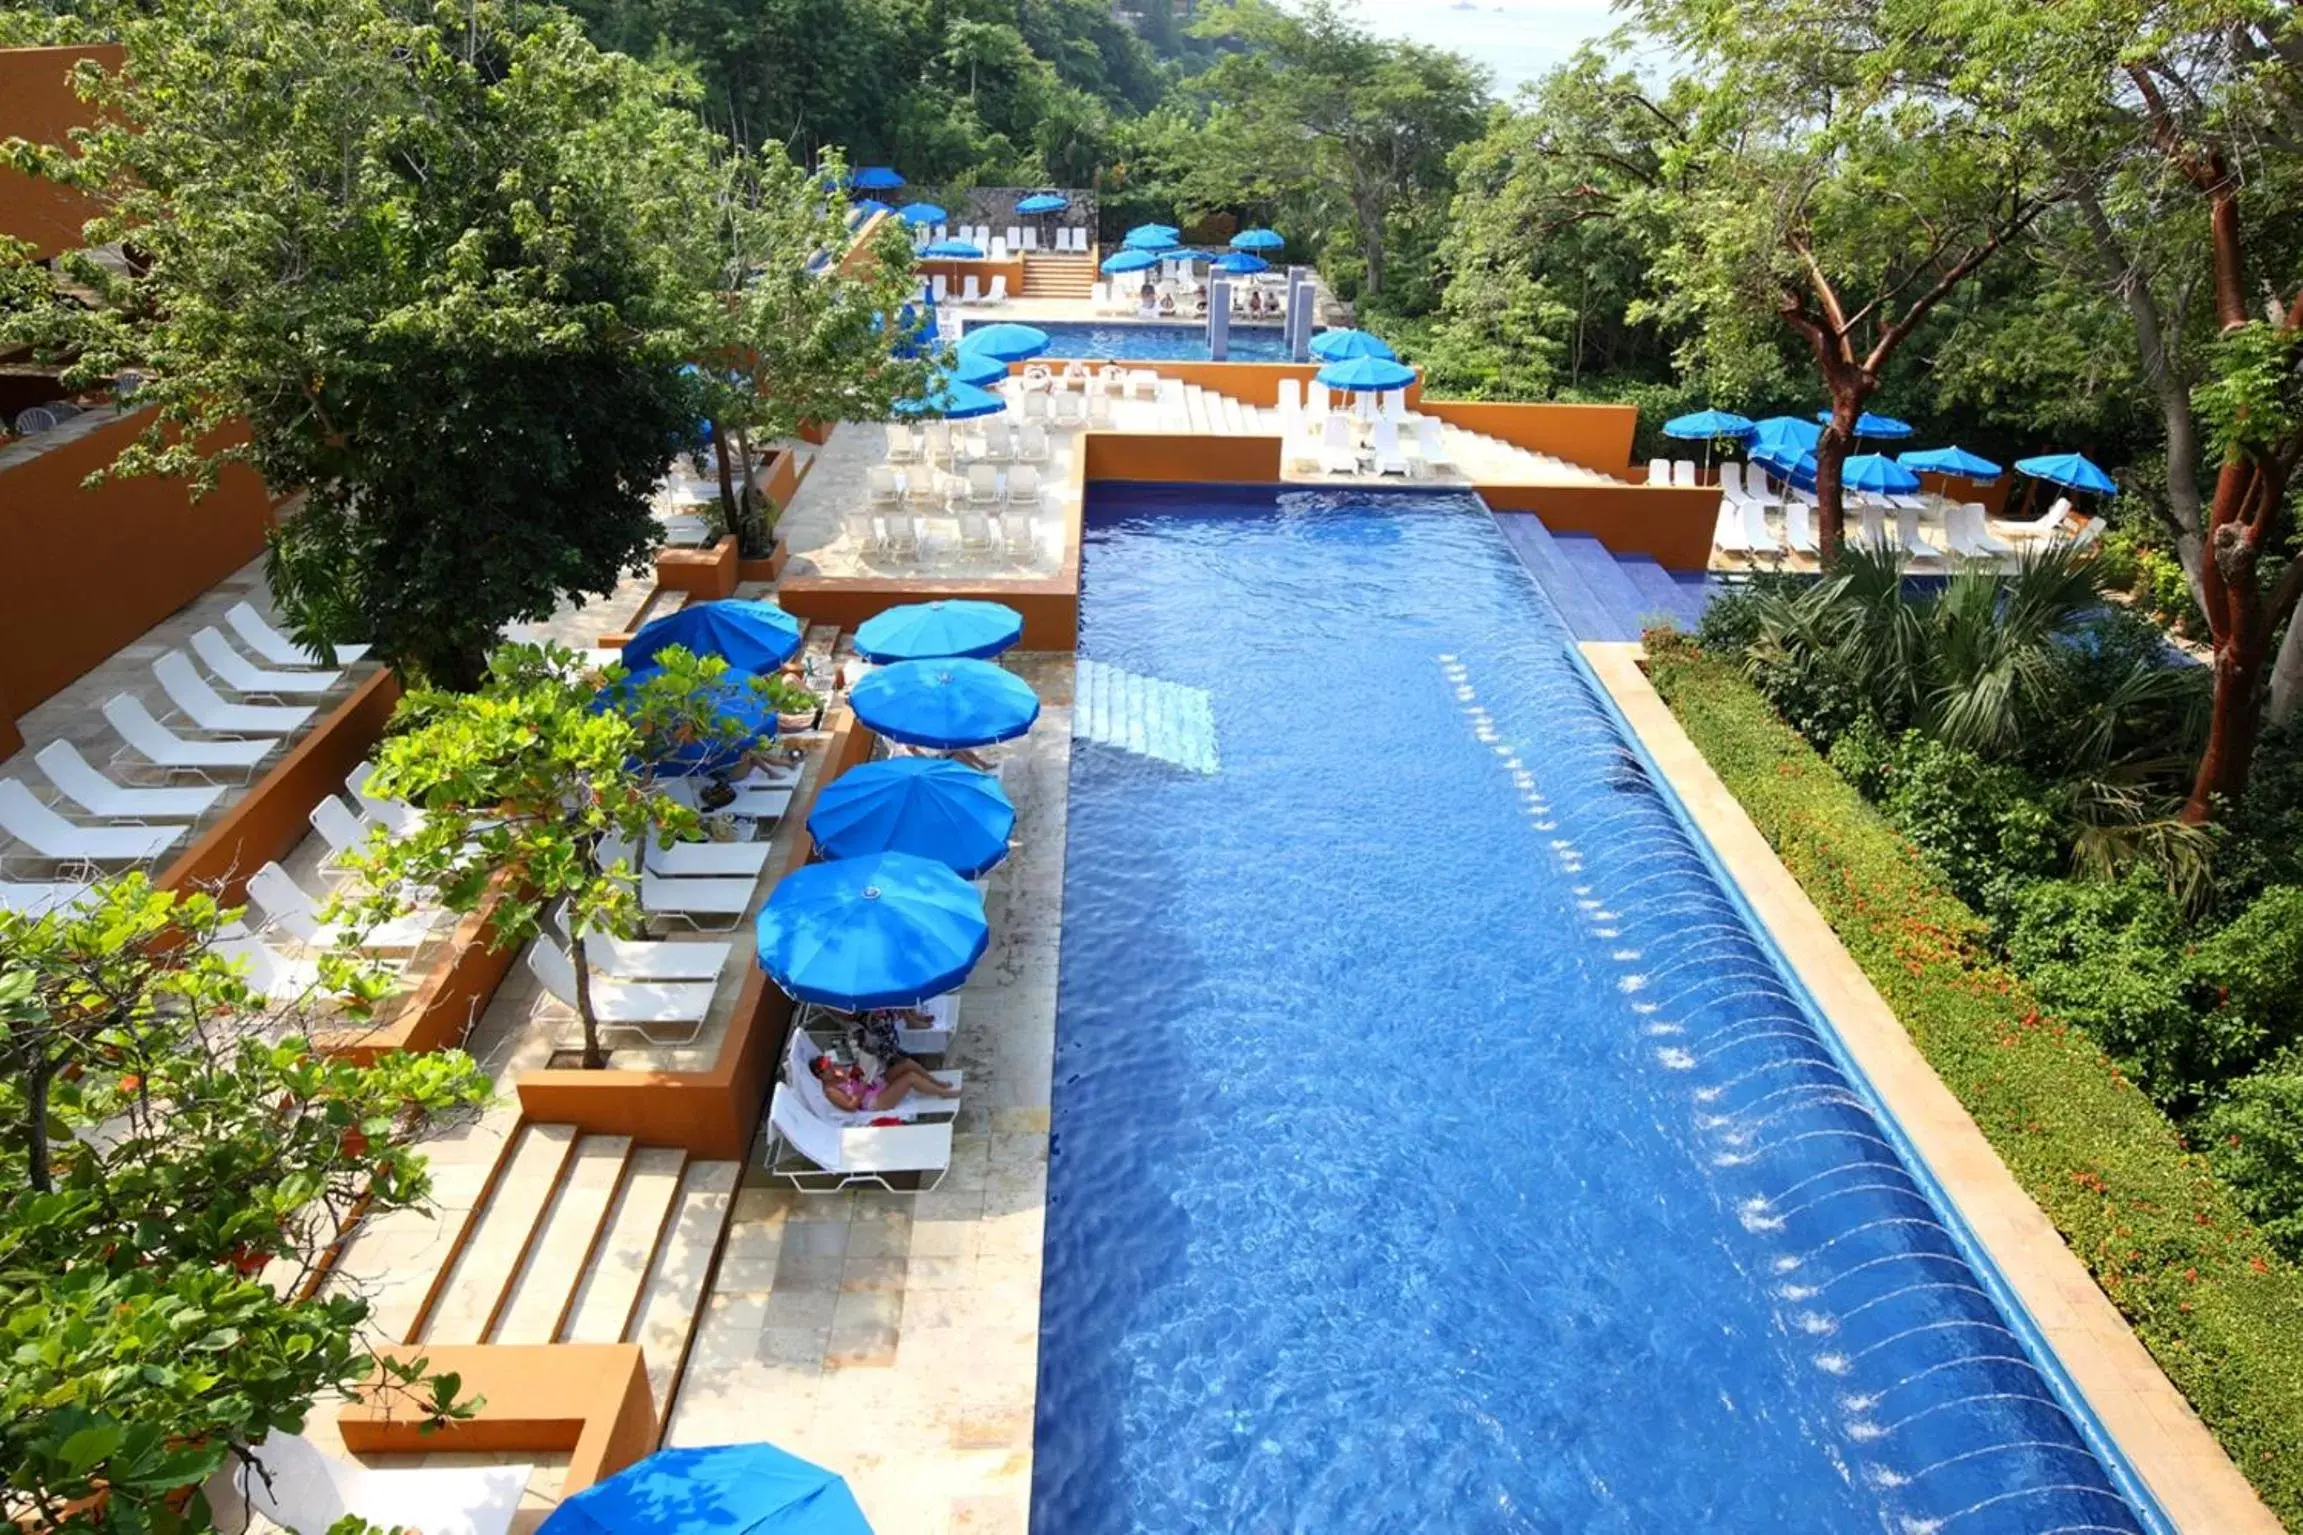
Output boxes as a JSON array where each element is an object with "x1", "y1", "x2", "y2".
[
  {"x1": 1480, "y1": 484, "x2": 1722, "y2": 571},
  {"x1": 655, "y1": 534, "x2": 739, "y2": 600},
  {"x1": 1082, "y1": 430, "x2": 1283, "y2": 484},
  {"x1": 341, "y1": 1344, "x2": 658, "y2": 1490},
  {"x1": 0, "y1": 45, "x2": 117, "y2": 259},
  {"x1": 158, "y1": 669, "x2": 401, "y2": 910},
  {"x1": 321, "y1": 881, "x2": 522, "y2": 1064},
  {"x1": 0, "y1": 408, "x2": 279, "y2": 719},
  {"x1": 1416, "y1": 399, "x2": 1640, "y2": 478}
]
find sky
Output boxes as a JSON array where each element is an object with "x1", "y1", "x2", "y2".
[{"x1": 1350, "y1": 0, "x2": 1625, "y2": 98}]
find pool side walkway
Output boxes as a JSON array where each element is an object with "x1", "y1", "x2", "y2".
[
  {"x1": 661, "y1": 654, "x2": 1070, "y2": 1535},
  {"x1": 1579, "y1": 640, "x2": 2279, "y2": 1535}
]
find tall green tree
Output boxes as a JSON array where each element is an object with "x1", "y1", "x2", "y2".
[
  {"x1": 1630, "y1": 0, "x2": 2057, "y2": 563},
  {"x1": 1, "y1": 0, "x2": 714, "y2": 689},
  {"x1": 1179, "y1": 0, "x2": 1489, "y2": 300},
  {"x1": 0, "y1": 878, "x2": 490, "y2": 1530}
]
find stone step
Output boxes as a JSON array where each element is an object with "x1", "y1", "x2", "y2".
[
  {"x1": 490, "y1": 1134, "x2": 633, "y2": 1345},
  {"x1": 562, "y1": 1147, "x2": 690, "y2": 1344},
  {"x1": 1075, "y1": 659, "x2": 1220, "y2": 773},
  {"x1": 416, "y1": 1122, "x2": 578, "y2": 1345},
  {"x1": 1617, "y1": 556, "x2": 1709, "y2": 633},
  {"x1": 1550, "y1": 534, "x2": 1653, "y2": 643},
  {"x1": 630, "y1": 1159, "x2": 741, "y2": 1416}
]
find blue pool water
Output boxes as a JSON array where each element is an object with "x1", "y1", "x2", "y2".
[
  {"x1": 966, "y1": 318, "x2": 1297, "y2": 363},
  {"x1": 1036, "y1": 485, "x2": 2159, "y2": 1534}
]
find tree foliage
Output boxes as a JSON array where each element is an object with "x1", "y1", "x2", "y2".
[{"x1": 0, "y1": 879, "x2": 490, "y2": 1531}]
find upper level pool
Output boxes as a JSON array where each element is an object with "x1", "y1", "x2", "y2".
[{"x1": 964, "y1": 318, "x2": 1299, "y2": 363}]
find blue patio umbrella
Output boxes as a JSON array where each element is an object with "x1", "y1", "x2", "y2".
[
  {"x1": 945, "y1": 351, "x2": 1012, "y2": 389},
  {"x1": 853, "y1": 198, "x2": 893, "y2": 218},
  {"x1": 1122, "y1": 226, "x2": 1181, "y2": 252},
  {"x1": 849, "y1": 166, "x2": 905, "y2": 192},
  {"x1": 854, "y1": 599, "x2": 1024, "y2": 662},
  {"x1": 807, "y1": 758, "x2": 1016, "y2": 879},
  {"x1": 1751, "y1": 448, "x2": 1820, "y2": 493},
  {"x1": 1750, "y1": 415, "x2": 1823, "y2": 456},
  {"x1": 1015, "y1": 192, "x2": 1069, "y2": 215},
  {"x1": 1663, "y1": 409, "x2": 1757, "y2": 442},
  {"x1": 893, "y1": 380, "x2": 1006, "y2": 420},
  {"x1": 1814, "y1": 409, "x2": 1916, "y2": 439},
  {"x1": 1100, "y1": 248, "x2": 1161, "y2": 275},
  {"x1": 539, "y1": 1442, "x2": 871, "y2": 1535},
  {"x1": 1211, "y1": 251, "x2": 1270, "y2": 275},
  {"x1": 1315, "y1": 355, "x2": 1417, "y2": 393},
  {"x1": 850, "y1": 658, "x2": 1040, "y2": 748},
  {"x1": 625, "y1": 599, "x2": 804, "y2": 674},
  {"x1": 920, "y1": 239, "x2": 983, "y2": 259},
  {"x1": 1842, "y1": 453, "x2": 1922, "y2": 494},
  {"x1": 1308, "y1": 328, "x2": 1398, "y2": 362},
  {"x1": 593, "y1": 665, "x2": 773, "y2": 778},
  {"x1": 1231, "y1": 227, "x2": 1285, "y2": 251},
  {"x1": 896, "y1": 201, "x2": 946, "y2": 227},
  {"x1": 2015, "y1": 452, "x2": 2117, "y2": 496},
  {"x1": 1898, "y1": 445, "x2": 2003, "y2": 482},
  {"x1": 956, "y1": 322, "x2": 1051, "y2": 362},
  {"x1": 756, "y1": 852, "x2": 989, "y2": 1010}
]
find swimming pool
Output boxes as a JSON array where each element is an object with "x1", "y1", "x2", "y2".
[
  {"x1": 1036, "y1": 485, "x2": 2160, "y2": 1533},
  {"x1": 966, "y1": 318, "x2": 1297, "y2": 363}
]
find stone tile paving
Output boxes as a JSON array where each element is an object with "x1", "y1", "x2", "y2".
[{"x1": 666, "y1": 653, "x2": 1071, "y2": 1535}]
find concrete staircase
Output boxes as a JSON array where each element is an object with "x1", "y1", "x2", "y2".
[
  {"x1": 1022, "y1": 251, "x2": 1096, "y2": 299},
  {"x1": 1492, "y1": 511, "x2": 1719, "y2": 642},
  {"x1": 1074, "y1": 659, "x2": 1219, "y2": 773},
  {"x1": 404, "y1": 1122, "x2": 741, "y2": 1416}
]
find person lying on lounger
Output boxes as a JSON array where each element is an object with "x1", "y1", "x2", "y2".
[
  {"x1": 811, "y1": 1051, "x2": 958, "y2": 1112},
  {"x1": 846, "y1": 1006, "x2": 936, "y2": 1073}
]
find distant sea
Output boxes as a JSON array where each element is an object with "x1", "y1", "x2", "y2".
[{"x1": 1351, "y1": 0, "x2": 1625, "y2": 99}]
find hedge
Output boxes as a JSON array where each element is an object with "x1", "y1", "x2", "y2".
[{"x1": 1644, "y1": 636, "x2": 2303, "y2": 1529}]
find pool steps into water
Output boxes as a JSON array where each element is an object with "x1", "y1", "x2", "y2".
[
  {"x1": 1494, "y1": 510, "x2": 1720, "y2": 641},
  {"x1": 1073, "y1": 659, "x2": 1220, "y2": 774}
]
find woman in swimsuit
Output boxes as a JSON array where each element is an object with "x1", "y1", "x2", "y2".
[{"x1": 810, "y1": 1051, "x2": 959, "y2": 1112}]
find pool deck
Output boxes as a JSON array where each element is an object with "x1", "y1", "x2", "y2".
[
  {"x1": 1580, "y1": 640, "x2": 2280, "y2": 1535},
  {"x1": 662, "y1": 653, "x2": 1070, "y2": 1535}
]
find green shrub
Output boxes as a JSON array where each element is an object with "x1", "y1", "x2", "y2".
[
  {"x1": 1644, "y1": 636, "x2": 2303, "y2": 1523},
  {"x1": 2207, "y1": 1058, "x2": 2303, "y2": 1261},
  {"x1": 1844, "y1": 729, "x2": 2063, "y2": 913},
  {"x1": 2006, "y1": 876, "x2": 2250, "y2": 1108},
  {"x1": 2094, "y1": 525, "x2": 2144, "y2": 592},
  {"x1": 2191, "y1": 886, "x2": 2303, "y2": 1064}
]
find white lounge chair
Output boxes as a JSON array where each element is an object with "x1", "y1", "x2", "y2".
[
  {"x1": 884, "y1": 422, "x2": 919, "y2": 462},
  {"x1": 1784, "y1": 497, "x2": 1822, "y2": 556},
  {"x1": 965, "y1": 462, "x2": 1004, "y2": 507},
  {"x1": 1006, "y1": 462, "x2": 1042, "y2": 511},
  {"x1": 638, "y1": 869, "x2": 754, "y2": 929},
  {"x1": 0, "y1": 780, "x2": 185, "y2": 872},
  {"x1": 104, "y1": 694, "x2": 276, "y2": 783},
  {"x1": 1371, "y1": 418, "x2": 1410, "y2": 477},
  {"x1": 867, "y1": 465, "x2": 903, "y2": 508},
  {"x1": 767, "y1": 1079, "x2": 953, "y2": 1192},
  {"x1": 0, "y1": 880, "x2": 98, "y2": 917},
  {"x1": 1319, "y1": 414, "x2": 1358, "y2": 476},
  {"x1": 601, "y1": 831, "x2": 771, "y2": 880},
  {"x1": 246, "y1": 861, "x2": 437, "y2": 952},
  {"x1": 36, "y1": 741, "x2": 222, "y2": 822},
  {"x1": 988, "y1": 237, "x2": 1009, "y2": 262},
  {"x1": 1648, "y1": 457, "x2": 1670, "y2": 485},
  {"x1": 1961, "y1": 502, "x2": 2014, "y2": 555},
  {"x1": 1015, "y1": 423, "x2": 1049, "y2": 462},
  {"x1": 930, "y1": 274, "x2": 948, "y2": 303},
  {"x1": 214, "y1": 934, "x2": 327, "y2": 1002},
  {"x1": 1714, "y1": 499, "x2": 1753, "y2": 555},
  {"x1": 1021, "y1": 226, "x2": 1040, "y2": 252},
  {"x1": 1003, "y1": 508, "x2": 1040, "y2": 562},
  {"x1": 191, "y1": 627, "x2": 342, "y2": 697},
  {"x1": 526, "y1": 940, "x2": 716, "y2": 1036},
  {"x1": 2063, "y1": 515, "x2": 2105, "y2": 551},
  {"x1": 553, "y1": 905, "x2": 730, "y2": 980},
  {"x1": 987, "y1": 274, "x2": 1009, "y2": 304},
  {"x1": 1855, "y1": 502, "x2": 1892, "y2": 554},
  {"x1": 226, "y1": 601, "x2": 370, "y2": 666},
  {"x1": 960, "y1": 274, "x2": 982, "y2": 303},
  {"x1": 224, "y1": 1429, "x2": 527, "y2": 1535},
  {"x1": 1672, "y1": 459, "x2": 1699, "y2": 487},
  {"x1": 1415, "y1": 417, "x2": 1454, "y2": 474},
  {"x1": 309, "y1": 794, "x2": 384, "y2": 862},
  {"x1": 1895, "y1": 504, "x2": 1937, "y2": 559},
  {"x1": 155, "y1": 651, "x2": 314, "y2": 736},
  {"x1": 2001, "y1": 494, "x2": 2076, "y2": 538},
  {"x1": 1741, "y1": 497, "x2": 1783, "y2": 555},
  {"x1": 958, "y1": 510, "x2": 996, "y2": 552}
]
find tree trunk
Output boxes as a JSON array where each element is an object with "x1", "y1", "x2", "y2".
[
  {"x1": 570, "y1": 944, "x2": 606, "y2": 1070},
  {"x1": 711, "y1": 426, "x2": 738, "y2": 533},
  {"x1": 1357, "y1": 198, "x2": 1386, "y2": 298},
  {"x1": 1813, "y1": 386, "x2": 1870, "y2": 569},
  {"x1": 24, "y1": 1055, "x2": 53, "y2": 1195},
  {"x1": 2182, "y1": 456, "x2": 2284, "y2": 823}
]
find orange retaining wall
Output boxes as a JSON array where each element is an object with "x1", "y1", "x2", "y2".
[
  {"x1": 321, "y1": 881, "x2": 521, "y2": 1064},
  {"x1": 1416, "y1": 400, "x2": 1639, "y2": 478},
  {"x1": 1480, "y1": 485, "x2": 1721, "y2": 572},
  {"x1": 512, "y1": 713, "x2": 876, "y2": 1159},
  {"x1": 341, "y1": 1344, "x2": 657, "y2": 1490},
  {"x1": 655, "y1": 534, "x2": 739, "y2": 600},
  {"x1": 0, "y1": 407, "x2": 280, "y2": 721},
  {"x1": 157, "y1": 670, "x2": 401, "y2": 907},
  {"x1": 0, "y1": 45, "x2": 118, "y2": 260}
]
